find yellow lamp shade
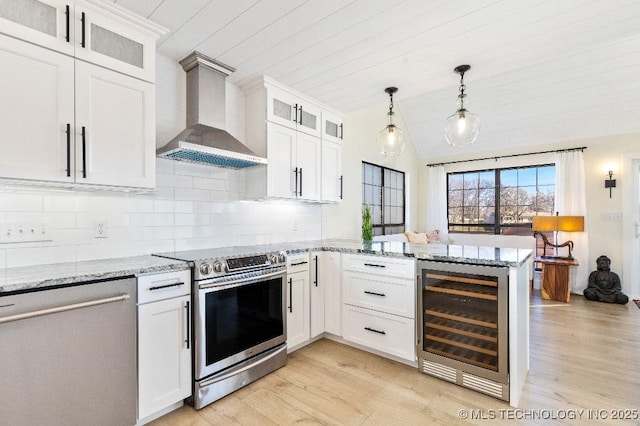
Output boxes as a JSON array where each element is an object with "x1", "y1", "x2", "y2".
[{"x1": 532, "y1": 215, "x2": 584, "y2": 232}]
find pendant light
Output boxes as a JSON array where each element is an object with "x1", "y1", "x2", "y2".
[
  {"x1": 444, "y1": 65, "x2": 480, "y2": 147},
  {"x1": 377, "y1": 87, "x2": 406, "y2": 157}
]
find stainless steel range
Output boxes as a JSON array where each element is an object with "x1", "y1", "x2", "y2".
[{"x1": 154, "y1": 248, "x2": 288, "y2": 409}]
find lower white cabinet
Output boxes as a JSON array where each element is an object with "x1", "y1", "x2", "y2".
[
  {"x1": 341, "y1": 254, "x2": 416, "y2": 362},
  {"x1": 287, "y1": 253, "x2": 310, "y2": 350},
  {"x1": 311, "y1": 251, "x2": 342, "y2": 337},
  {"x1": 137, "y1": 270, "x2": 191, "y2": 423}
]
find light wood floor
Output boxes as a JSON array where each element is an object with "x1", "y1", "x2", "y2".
[{"x1": 150, "y1": 291, "x2": 640, "y2": 425}]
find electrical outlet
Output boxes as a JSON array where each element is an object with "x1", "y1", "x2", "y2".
[{"x1": 94, "y1": 221, "x2": 108, "y2": 238}]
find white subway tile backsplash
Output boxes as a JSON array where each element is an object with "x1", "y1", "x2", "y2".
[
  {"x1": 175, "y1": 188, "x2": 210, "y2": 202},
  {"x1": 0, "y1": 194, "x2": 43, "y2": 212},
  {"x1": 7, "y1": 246, "x2": 76, "y2": 268},
  {"x1": 154, "y1": 200, "x2": 175, "y2": 213}
]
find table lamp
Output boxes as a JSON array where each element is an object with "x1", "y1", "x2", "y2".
[{"x1": 532, "y1": 214, "x2": 584, "y2": 259}]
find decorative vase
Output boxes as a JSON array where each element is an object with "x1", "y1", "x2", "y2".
[{"x1": 362, "y1": 205, "x2": 373, "y2": 241}]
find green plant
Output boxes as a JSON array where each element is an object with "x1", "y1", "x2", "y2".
[{"x1": 362, "y1": 205, "x2": 373, "y2": 241}]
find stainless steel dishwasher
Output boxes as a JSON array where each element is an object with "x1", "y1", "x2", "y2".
[{"x1": 0, "y1": 277, "x2": 137, "y2": 426}]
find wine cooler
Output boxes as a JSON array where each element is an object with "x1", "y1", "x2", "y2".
[{"x1": 417, "y1": 261, "x2": 509, "y2": 401}]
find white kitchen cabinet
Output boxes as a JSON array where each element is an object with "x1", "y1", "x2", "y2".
[
  {"x1": 311, "y1": 251, "x2": 342, "y2": 337},
  {"x1": 0, "y1": 34, "x2": 74, "y2": 183},
  {"x1": 0, "y1": 34, "x2": 155, "y2": 188},
  {"x1": 245, "y1": 76, "x2": 341, "y2": 203},
  {"x1": 137, "y1": 270, "x2": 191, "y2": 423},
  {"x1": 341, "y1": 254, "x2": 416, "y2": 362},
  {"x1": 321, "y1": 110, "x2": 344, "y2": 144},
  {"x1": 321, "y1": 140, "x2": 343, "y2": 202},
  {"x1": 266, "y1": 85, "x2": 321, "y2": 138},
  {"x1": 287, "y1": 253, "x2": 310, "y2": 351},
  {"x1": 0, "y1": 0, "x2": 161, "y2": 83},
  {"x1": 252, "y1": 121, "x2": 320, "y2": 201},
  {"x1": 75, "y1": 61, "x2": 155, "y2": 187}
]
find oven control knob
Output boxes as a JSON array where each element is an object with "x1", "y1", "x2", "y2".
[
  {"x1": 278, "y1": 253, "x2": 286, "y2": 263},
  {"x1": 200, "y1": 262, "x2": 213, "y2": 275},
  {"x1": 270, "y1": 254, "x2": 279, "y2": 264},
  {"x1": 213, "y1": 261, "x2": 223, "y2": 273}
]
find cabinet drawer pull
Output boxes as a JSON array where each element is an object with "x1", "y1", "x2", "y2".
[
  {"x1": 148, "y1": 282, "x2": 185, "y2": 291},
  {"x1": 290, "y1": 261, "x2": 308, "y2": 267},
  {"x1": 81, "y1": 126, "x2": 87, "y2": 178},
  {"x1": 364, "y1": 263, "x2": 385, "y2": 268},
  {"x1": 81, "y1": 11, "x2": 86, "y2": 48},
  {"x1": 288, "y1": 278, "x2": 293, "y2": 313},
  {"x1": 65, "y1": 5, "x2": 70, "y2": 42},
  {"x1": 364, "y1": 290, "x2": 386, "y2": 297},
  {"x1": 364, "y1": 326, "x2": 386, "y2": 335},
  {"x1": 185, "y1": 300, "x2": 190, "y2": 349},
  {"x1": 65, "y1": 123, "x2": 71, "y2": 177}
]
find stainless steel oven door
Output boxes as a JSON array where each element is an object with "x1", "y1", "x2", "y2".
[{"x1": 194, "y1": 269, "x2": 287, "y2": 380}]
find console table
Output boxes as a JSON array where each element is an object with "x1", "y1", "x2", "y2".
[{"x1": 535, "y1": 257, "x2": 579, "y2": 302}]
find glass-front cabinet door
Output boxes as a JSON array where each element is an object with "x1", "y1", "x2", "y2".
[{"x1": 0, "y1": 0, "x2": 74, "y2": 55}]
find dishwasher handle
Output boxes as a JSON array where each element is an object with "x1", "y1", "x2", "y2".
[{"x1": 0, "y1": 293, "x2": 130, "y2": 325}]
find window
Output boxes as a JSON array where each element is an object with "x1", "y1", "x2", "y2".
[
  {"x1": 362, "y1": 162, "x2": 405, "y2": 236},
  {"x1": 447, "y1": 164, "x2": 555, "y2": 235}
]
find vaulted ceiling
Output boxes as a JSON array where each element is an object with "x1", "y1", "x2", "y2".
[{"x1": 113, "y1": 0, "x2": 640, "y2": 159}]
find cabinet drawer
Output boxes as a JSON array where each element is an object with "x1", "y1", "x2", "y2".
[
  {"x1": 137, "y1": 269, "x2": 190, "y2": 304},
  {"x1": 342, "y1": 254, "x2": 415, "y2": 279},
  {"x1": 288, "y1": 252, "x2": 310, "y2": 274},
  {"x1": 342, "y1": 305, "x2": 415, "y2": 362},
  {"x1": 343, "y1": 272, "x2": 414, "y2": 318}
]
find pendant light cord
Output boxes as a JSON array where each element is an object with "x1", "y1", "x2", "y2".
[{"x1": 458, "y1": 70, "x2": 466, "y2": 111}]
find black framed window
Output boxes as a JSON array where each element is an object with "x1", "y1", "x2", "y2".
[
  {"x1": 447, "y1": 164, "x2": 555, "y2": 236},
  {"x1": 362, "y1": 162, "x2": 405, "y2": 236}
]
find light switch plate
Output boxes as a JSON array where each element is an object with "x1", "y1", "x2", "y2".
[{"x1": 0, "y1": 222, "x2": 53, "y2": 243}]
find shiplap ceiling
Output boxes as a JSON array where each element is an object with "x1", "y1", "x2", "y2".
[{"x1": 113, "y1": 0, "x2": 640, "y2": 159}]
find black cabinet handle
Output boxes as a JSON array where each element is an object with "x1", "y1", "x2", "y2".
[
  {"x1": 293, "y1": 167, "x2": 298, "y2": 196},
  {"x1": 364, "y1": 327, "x2": 386, "y2": 335},
  {"x1": 364, "y1": 290, "x2": 386, "y2": 297},
  {"x1": 293, "y1": 103, "x2": 298, "y2": 123},
  {"x1": 298, "y1": 168, "x2": 303, "y2": 196},
  {"x1": 81, "y1": 126, "x2": 87, "y2": 178},
  {"x1": 364, "y1": 263, "x2": 385, "y2": 268},
  {"x1": 298, "y1": 105, "x2": 303, "y2": 125},
  {"x1": 65, "y1": 5, "x2": 70, "y2": 42},
  {"x1": 65, "y1": 123, "x2": 71, "y2": 177},
  {"x1": 314, "y1": 255, "x2": 318, "y2": 287},
  {"x1": 339, "y1": 175, "x2": 343, "y2": 200},
  {"x1": 148, "y1": 282, "x2": 185, "y2": 291},
  {"x1": 185, "y1": 301, "x2": 190, "y2": 349},
  {"x1": 290, "y1": 261, "x2": 308, "y2": 267},
  {"x1": 339, "y1": 123, "x2": 343, "y2": 139},
  {"x1": 81, "y1": 11, "x2": 86, "y2": 48},
  {"x1": 288, "y1": 278, "x2": 293, "y2": 313}
]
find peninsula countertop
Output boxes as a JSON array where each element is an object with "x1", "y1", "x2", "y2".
[{"x1": 1, "y1": 240, "x2": 533, "y2": 295}]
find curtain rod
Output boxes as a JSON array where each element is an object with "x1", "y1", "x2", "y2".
[{"x1": 426, "y1": 146, "x2": 587, "y2": 167}]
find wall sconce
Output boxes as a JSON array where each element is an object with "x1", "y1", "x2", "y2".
[
  {"x1": 605, "y1": 170, "x2": 616, "y2": 198},
  {"x1": 532, "y1": 214, "x2": 584, "y2": 259}
]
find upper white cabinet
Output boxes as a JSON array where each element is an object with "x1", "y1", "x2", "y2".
[
  {"x1": 75, "y1": 61, "x2": 155, "y2": 187},
  {"x1": 0, "y1": 0, "x2": 160, "y2": 82},
  {"x1": 0, "y1": 0, "x2": 164, "y2": 189},
  {"x1": 267, "y1": 85, "x2": 322, "y2": 138},
  {"x1": 321, "y1": 110, "x2": 344, "y2": 144},
  {"x1": 245, "y1": 76, "x2": 343, "y2": 203}
]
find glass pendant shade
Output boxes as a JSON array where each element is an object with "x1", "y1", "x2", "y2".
[
  {"x1": 378, "y1": 87, "x2": 406, "y2": 157},
  {"x1": 444, "y1": 64, "x2": 480, "y2": 147},
  {"x1": 377, "y1": 123, "x2": 406, "y2": 157},
  {"x1": 444, "y1": 109, "x2": 480, "y2": 147}
]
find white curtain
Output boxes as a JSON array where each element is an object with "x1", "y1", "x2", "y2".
[
  {"x1": 554, "y1": 150, "x2": 589, "y2": 293},
  {"x1": 426, "y1": 165, "x2": 449, "y2": 240}
]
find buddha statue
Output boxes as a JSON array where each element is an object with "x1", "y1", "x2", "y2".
[{"x1": 583, "y1": 255, "x2": 628, "y2": 304}]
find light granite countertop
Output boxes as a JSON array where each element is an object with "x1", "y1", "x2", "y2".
[
  {"x1": 0, "y1": 240, "x2": 532, "y2": 295},
  {"x1": 0, "y1": 256, "x2": 189, "y2": 295}
]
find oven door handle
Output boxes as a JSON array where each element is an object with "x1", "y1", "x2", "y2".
[{"x1": 199, "y1": 270, "x2": 286, "y2": 290}]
